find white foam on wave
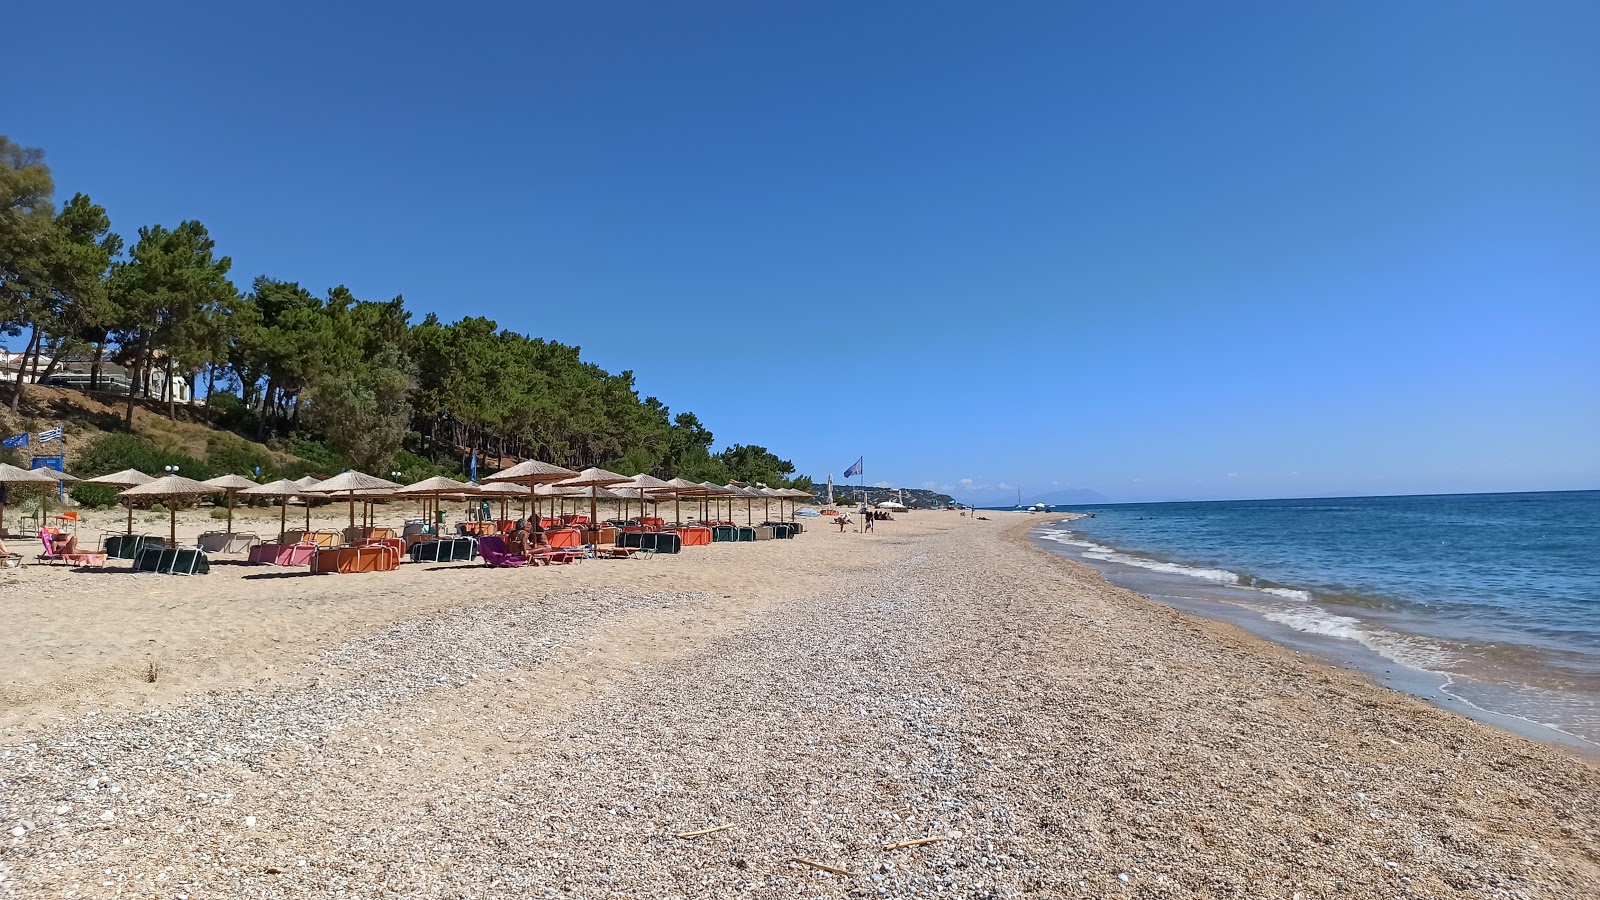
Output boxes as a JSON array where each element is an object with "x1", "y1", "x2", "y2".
[
  {"x1": 1039, "y1": 528, "x2": 1322, "y2": 605},
  {"x1": 1263, "y1": 609, "x2": 1457, "y2": 671}
]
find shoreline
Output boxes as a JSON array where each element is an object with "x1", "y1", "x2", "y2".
[{"x1": 1022, "y1": 514, "x2": 1600, "y2": 762}]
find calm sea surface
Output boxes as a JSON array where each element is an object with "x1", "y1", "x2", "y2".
[{"x1": 1031, "y1": 491, "x2": 1600, "y2": 747}]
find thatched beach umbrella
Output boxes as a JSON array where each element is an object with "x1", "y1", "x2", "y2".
[
  {"x1": 645, "y1": 477, "x2": 712, "y2": 526},
  {"x1": 0, "y1": 463, "x2": 62, "y2": 537},
  {"x1": 120, "y1": 475, "x2": 216, "y2": 547},
  {"x1": 477, "y1": 480, "x2": 529, "y2": 521},
  {"x1": 306, "y1": 471, "x2": 404, "y2": 530},
  {"x1": 397, "y1": 476, "x2": 480, "y2": 526},
  {"x1": 618, "y1": 474, "x2": 670, "y2": 521},
  {"x1": 483, "y1": 458, "x2": 578, "y2": 525},
  {"x1": 240, "y1": 479, "x2": 312, "y2": 540},
  {"x1": 725, "y1": 484, "x2": 762, "y2": 525},
  {"x1": 202, "y1": 474, "x2": 257, "y2": 533},
  {"x1": 553, "y1": 467, "x2": 631, "y2": 527},
  {"x1": 83, "y1": 468, "x2": 154, "y2": 534}
]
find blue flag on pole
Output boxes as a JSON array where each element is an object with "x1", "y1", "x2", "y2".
[
  {"x1": 1, "y1": 433, "x2": 27, "y2": 449},
  {"x1": 37, "y1": 426, "x2": 63, "y2": 444},
  {"x1": 843, "y1": 456, "x2": 863, "y2": 478},
  {"x1": 470, "y1": 450, "x2": 478, "y2": 483}
]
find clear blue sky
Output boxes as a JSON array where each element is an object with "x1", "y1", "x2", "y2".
[{"x1": 10, "y1": 1, "x2": 1598, "y2": 503}]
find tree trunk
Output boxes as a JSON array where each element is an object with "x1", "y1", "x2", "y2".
[
  {"x1": 165, "y1": 355, "x2": 176, "y2": 419},
  {"x1": 124, "y1": 333, "x2": 142, "y2": 429},
  {"x1": 34, "y1": 335, "x2": 63, "y2": 381},
  {"x1": 9, "y1": 325, "x2": 40, "y2": 413},
  {"x1": 258, "y1": 377, "x2": 276, "y2": 438},
  {"x1": 89, "y1": 340, "x2": 106, "y2": 391}
]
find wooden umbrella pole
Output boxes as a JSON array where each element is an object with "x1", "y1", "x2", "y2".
[
  {"x1": 226, "y1": 490, "x2": 234, "y2": 533},
  {"x1": 126, "y1": 501, "x2": 134, "y2": 535},
  {"x1": 279, "y1": 500, "x2": 287, "y2": 540}
]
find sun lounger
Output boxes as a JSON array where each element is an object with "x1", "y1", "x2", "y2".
[
  {"x1": 103, "y1": 533, "x2": 164, "y2": 560},
  {"x1": 37, "y1": 531, "x2": 108, "y2": 567},
  {"x1": 674, "y1": 526, "x2": 712, "y2": 547},
  {"x1": 197, "y1": 532, "x2": 261, "y2": 554},
  {"x1": 248, "y1": 542, "x2": 317, "y2": 566},
  {"x1": 312, "y1": 545, "x2": 399, "y2": 574},
  {"x1": 478, "y1": 535, "x2": 527, "y2": 568},
  {"x1": 527, "y1": 547, "x2": 584, "y2": 565},
  {"x1": 407, "y1": 536, "x2": 479, "y2": 563},
  {"x1": 134, "y1": 547, "x2": 209, "y2": 575}
]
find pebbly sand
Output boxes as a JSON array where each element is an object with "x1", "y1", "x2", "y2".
[{"x1": 2, "y1": 506, "x2": 1598, "y2": 897}]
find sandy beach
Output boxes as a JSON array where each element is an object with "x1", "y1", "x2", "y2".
[{"x1": 2, "y1": 507, "x2": 1598, "y2": 898}]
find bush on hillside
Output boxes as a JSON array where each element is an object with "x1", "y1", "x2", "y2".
[
  {"x1": 271, "y1": 437, "x2": 349, "y2": 478},
  {"x1": 205, "y1": 433, "x2": 274, "y2": 480},
  {"x1": 206, "y1": 391, "x2": 261, "y2": 435},
  {"x1": 74, "y1": 432, "x2": 213, "y2": 481},
  {"x1": 68, "y1": 483, "x2": 121, "y2": 509}
]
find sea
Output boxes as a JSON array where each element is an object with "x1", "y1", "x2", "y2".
[{"x1": 1024, "y1": 491, "x2": 1600, "y2": 752}]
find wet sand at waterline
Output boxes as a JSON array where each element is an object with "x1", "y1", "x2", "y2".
[{"x1": 2, "y1": 509, "x2": 1598, "y2": 897}]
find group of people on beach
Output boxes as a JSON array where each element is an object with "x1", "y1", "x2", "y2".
[{"x1": 833, "y1": 508, "x2": 891, "y2": 532}]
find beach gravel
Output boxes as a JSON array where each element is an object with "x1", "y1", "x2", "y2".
[{"x1": 2, "y1": 514, "x2": 1598, "y2": 897}]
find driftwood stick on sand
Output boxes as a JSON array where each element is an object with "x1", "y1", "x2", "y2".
[
  {"x1": 789, "y1": 857, "x2": 855, "y2": 877},
  {"x1": 674, "y1": 823, "x2": 736, "y2": 839},
  {"x1": 882, "y1": 836, "x2": 944, "y2": 851}
]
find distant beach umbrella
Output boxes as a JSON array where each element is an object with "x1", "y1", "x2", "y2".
[
  {"x1": 240, "y1": 478, "x2": 315, "y2": 539},
  {"x1": 482, "y1": 458, "x2": 579, "y2": 523},
  {"x1": 553, "y1": 467, "x2": 631, "y2": 525},
  {"x1": 202, "y1": 474, "x2": 258, "y2": 533},
  {"x1": 397, "y1": 476, "x2": 481, "y2": 527},
  {"x1": 475, "y1": 480, "x2": 528, "y2": 521},
  {"x1": 645, "y1": 477, "x2": 714, "y2": 525},
  {"x1": 120, "y1": 474, "x2": 216, "y2": 547},
  {"x1": 83, "y1": 468, "x2": 155, "y2": 534},
  {"x1": 305, "y1": 471, "x2": 404, "y2": 529},
  {"x1": 0, "y1": 463, "x2": 64, "y2": 537}
]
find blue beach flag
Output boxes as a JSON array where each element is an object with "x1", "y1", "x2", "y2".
[
  {"x1": 470, "y1": 450, "x2": 478, "y2": 483},
  {"x1": 844, "y1": 456, "x2": 863, "y2": 479},
  {"x1": 1, "y1": 433, "x2": 27, "y2": 450}
]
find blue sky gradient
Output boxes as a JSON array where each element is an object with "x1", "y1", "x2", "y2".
[{"x1": 10, "y1": 1, "x2": 1598, "y2": 503}]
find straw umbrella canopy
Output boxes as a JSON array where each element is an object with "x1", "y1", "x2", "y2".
[
  {"x1": 644, "y1": 477, "x2": 713, "y2": 525},
  {"x1": 607, "y1": 486, "x2": 647, "y2": 521},
  {"x1": 0, "y1": 463, "x2": 63, "y2": 537},
  {"x1": 477, "y1": 480, "x2": 529, "y2": 521},
  {"x1": 696, "y1": 482, "x2": 735, "y2": 523},
  {"x1": 83, "y1": 469, "x2": 155, "y2": 534},
  {"x1": 306, "y1": 471, "x2": 404, "y2": 529},
  {"x1": 397, "y1": 476, "x2": 480, "y2": 527},
  {"x1": 202, "y1": 474, "x2": 258, "y2": 533},
  {"x1": 483, "y1": 458, "x2": 578, "y2": 524},
  {"x1": 553, "y1": 467, "x2": 631, "y2": 525},
  {"x1": 240, "y1": 479, "x2": 314, "y2": 539},
  {"x1": 617, "y1": 474, "x2": 671, "y2": 522},
  {"x1": 778, "y1": 487, "x2": 813, "y2": 521},
  {"x1": 725, "y1": 484, "x2": 762, "y2": 525},
  {"x1": 120, "y1": 475, "x2": 216, "y2": 546}
]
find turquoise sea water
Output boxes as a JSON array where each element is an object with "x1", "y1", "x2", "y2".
[{"x1": 1033, "y1": 491, "x2": 1600, "y2": 747}]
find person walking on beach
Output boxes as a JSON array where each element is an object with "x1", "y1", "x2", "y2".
[{"x1": 864, "y1": 509, "x2": 875, "y2": 533}]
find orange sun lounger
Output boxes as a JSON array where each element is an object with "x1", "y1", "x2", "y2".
[{"x1": 312, "y1": 544, "x2": 400, "y2": 574}]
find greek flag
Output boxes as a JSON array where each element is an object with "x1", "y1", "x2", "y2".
[
  {"x1": 2, "y1": 433, "x2": 27, "y2": 449},
  {"x1": 843, "y1": 456, "x2": 863, "y2": 478},
  {"x1": 37, "y1": 427, "x2": 64, "y2": 444}
]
